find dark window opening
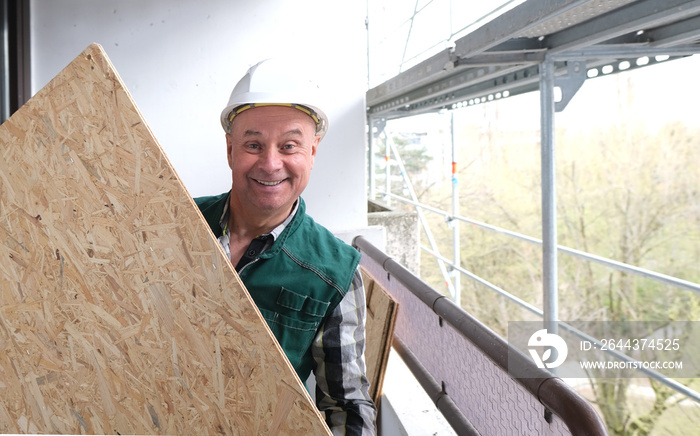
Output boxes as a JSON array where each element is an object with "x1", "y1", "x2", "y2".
[{"x1": 1, "y1": 0, "x2": 30, "y2": 123}]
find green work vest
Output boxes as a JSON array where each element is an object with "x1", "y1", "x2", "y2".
[{"x1": 194, "y1": 193, "x2": 361, "y2": 382}]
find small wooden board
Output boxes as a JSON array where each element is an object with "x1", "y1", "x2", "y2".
[
  {"x1": 0, "y1": 43, "x2": 330, "y2": 435},
  {"x1": 361, "y1": 268, "x2": 398, "y2": 404}
]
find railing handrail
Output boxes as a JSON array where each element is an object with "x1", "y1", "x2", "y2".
[
  {"x1": 422, "y1": 242, "x2": 700, "y2": 404},
  {"x1": 353, "y1": 235, "x2": 609, "y2": 436},
  {"x1": 379, "y1": 191, "x2": 700, "y2": 294},
  {"x1": 377, "y1": 191, "x2": 700, "y2": 403}
]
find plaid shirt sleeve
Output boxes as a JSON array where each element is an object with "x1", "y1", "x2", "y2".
[{"x1": 312, "y1": 267, "x2": 377, "y2": 435}]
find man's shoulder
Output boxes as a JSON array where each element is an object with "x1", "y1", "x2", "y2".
[
  {"x1": 194, "y1": 191, "x2": 229, "y2": 210},
  {"x1": 294, "y1": 210, "x2": 357, "y2": 256},
  {"x1": 193, "y1": 191, "x2": 229, "y2": 237},
  {"x1": 286, "y1": 209, "x2": 361, "y2": 289}
]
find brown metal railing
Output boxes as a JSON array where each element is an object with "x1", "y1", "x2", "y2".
[{"x1": 353, "y1": 235, "x2": 608, "y2": 436}]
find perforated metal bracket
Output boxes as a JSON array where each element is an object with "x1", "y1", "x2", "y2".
[
  {"x1": 554, "y1": 60, "x2": 587, "y2": 112},
  {"x1": 370, "y1": 117, "x2": 387, "y2": 138}
]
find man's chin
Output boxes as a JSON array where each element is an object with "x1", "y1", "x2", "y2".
[{"x1": 252, "y1": 198, "x2": 294, "y2": 214}]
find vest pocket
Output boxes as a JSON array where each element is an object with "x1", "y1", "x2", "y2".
[
  {"x1": 258, "y1": 307, "x2": 321, "y2": 373},
  {"x1": 259, "y1": 307, "x2": 319, "y2": 333},
  {"x1": 276, "y1": 287, "x2": 330, "y2": 317},
  {"x1": 256, "y1": 288, "x2": 330, "y2": 374}
]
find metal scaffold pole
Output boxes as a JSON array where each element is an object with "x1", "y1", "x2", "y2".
[
  {"x1": 384, "y1": 130, "x2": 391, "y2": 207},
  {"x1": 540, "y1": 56, "x2": 558, "y2": 336},
  {"x1": 368, "y1": 117, "x2": 376, "y2": 201},
  {"x1": 450, "y1": 112, "x2": 461, "y2": 306},
  {"x1": 387, "y1": 135, "x2": 456, "y2": 298}
]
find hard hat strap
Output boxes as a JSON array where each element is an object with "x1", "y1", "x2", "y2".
[{"x1": 227, "y1": 103, "x2": 320, "y2": 128}]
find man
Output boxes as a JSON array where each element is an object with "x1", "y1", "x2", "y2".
[{"x1": 194, "y1": 59, "x2": 377, "y2": 435}]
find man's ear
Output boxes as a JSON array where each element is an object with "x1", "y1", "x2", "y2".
[
  {"x1": 226, "y1": 133, "x2": 234, "y2": 169},
  {"x1": 310, "y1": 135, "x2": 320, "y2": 169}
]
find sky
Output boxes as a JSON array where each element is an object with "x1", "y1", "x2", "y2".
[
  {"x1": 377, "y1": 52, "x2": 700, "y2": 194},
  {"x1": 368, "y1": 0, "x2": 700, "y2": 133},
  {"x1": 558, "y1": 54, "x2": 700, "y2": 131},
  {"x1": 367, "y1": 0, "x2": 521, "y2": 87}
]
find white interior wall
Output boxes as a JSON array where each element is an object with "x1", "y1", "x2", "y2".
[{"x1": 29, "y1": 0, "x2": 369, "y2": 232}]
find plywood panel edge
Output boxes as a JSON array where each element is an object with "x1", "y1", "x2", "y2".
[
  {"x1": 361, "y1": 266, "x2": 399, "y2": 404},
  {"x1": 85, "y1": 43, "x2": 315, "y2": 409},
  {"x1": 0, "y1": 43, "x2": 330, "y2": 435}
]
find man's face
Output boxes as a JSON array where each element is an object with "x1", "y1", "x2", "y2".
[{"x1": 226, "y1": 105, "x2": 320, "y2": 218}]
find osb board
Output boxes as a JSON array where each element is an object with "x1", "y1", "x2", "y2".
[
  {"x1": 361, "y1": 267, "x2": 398, "y2": 404},
  {"x1": 0, "y1": 43, "x2": 330, "y2": 436}
]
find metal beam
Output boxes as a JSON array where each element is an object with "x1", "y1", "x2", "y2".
[
  {"x1": 366, "y1": 49, "x2": 454, "y2": 109},
  {"x1": 454, "y1": 51, "x2": 545, "y2": 66},
  {"x1": 544, "y1": 0, "x2": 700, "y2": 54},
  {"x1": 368, "y1": 0, "x2": 595, "y2": 109},
  {"x1": 368, "y1": 63, "x2": 538, "y2": 117},
  {"x1": 550, "y1": 44, "x2": 700, "y2": 60},
  {"x1": 647, "y1": 14, "x2": 700, "y2": 47},
  {"x1": 480, "y1": 37, "x2": 545, "y2": 53},
  {"x1": 367, "y1": 0, "x2": 700, "y2": 119},
  {"x1": 452, "y1": 0, "x2": 593, "y2": 58},
  {"x1": 368, "y1": 45, "x2": 700, "y2": 120}
]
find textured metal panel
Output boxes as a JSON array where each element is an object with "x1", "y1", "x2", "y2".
[
  {"x1": 360, "y1": 255, "x2": 573, "y2": 435},
  {"x1": 519, "y1": 0, "x2": 639, "y2": 38},
  {"x1": 544, "y1": 0, "x2": 700, "y2": 54},
  {"x1": 452, "y1": 0, "x2": 591, "y2": 59}
]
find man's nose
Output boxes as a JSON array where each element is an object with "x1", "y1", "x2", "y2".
[{"x1": 258, "y1": 148, "x2": 283, "y2": 172}]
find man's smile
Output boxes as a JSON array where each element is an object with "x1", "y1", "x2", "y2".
[{"x1": 254, "y1": 178, "x2": 285, "y2": 186}]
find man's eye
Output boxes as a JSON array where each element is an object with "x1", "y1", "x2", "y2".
[
  {"x1": 282, "y1": 143, "x2": 295, "y2": 150},
  {"x1": 247, "y1": 143, "x2": 260, "y2": 149}
]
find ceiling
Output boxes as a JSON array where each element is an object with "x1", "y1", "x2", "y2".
[{"x1": 367, "y1": 0, "x2": 700, "y2": 119}]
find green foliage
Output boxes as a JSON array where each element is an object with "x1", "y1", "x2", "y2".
[
  {"x1": 373, "y1": 131, "x2": 434, "y2": 201},
  {"x1": 374, "y1": 92, "x2": 700, "y2": 434},
  {"x1": 407, "y1": 114, "x2": 700, "y2": 434}
]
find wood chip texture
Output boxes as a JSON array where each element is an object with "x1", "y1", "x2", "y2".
[{"x1": 0, "y1": 43, "x2": 330, "y2": 435}]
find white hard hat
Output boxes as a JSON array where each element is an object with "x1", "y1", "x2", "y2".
[{"x1": 220, "y1": 59, "x2": 329, "y2": 139}]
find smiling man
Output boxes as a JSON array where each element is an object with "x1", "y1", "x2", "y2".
[{"x1": 194, "y1": 59, "x2": 377, "y2": 435}]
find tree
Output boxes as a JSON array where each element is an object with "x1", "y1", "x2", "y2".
[
  {"x1": 373, "y1": 130, "x2": 434, "y2": 204},
  {"x1": 380, "y1": 86, "x2": 700, "y2": 434},
  {"x1": 416, "y1": 110, "x2": 700, "y2": 434},
  {"x1": 557, "y1": 120, "x2": 700, "y2": 435}
]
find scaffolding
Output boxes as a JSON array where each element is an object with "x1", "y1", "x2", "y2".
[{"x1": 367, "y1": 0, "x2": 700, "y2": 406}]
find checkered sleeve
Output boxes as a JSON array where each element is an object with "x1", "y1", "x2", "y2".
[{"x1": 312, "y1": 267, "x2": 377, "y2": 435}]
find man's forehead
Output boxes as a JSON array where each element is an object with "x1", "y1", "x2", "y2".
[{"x1": 232, "y1": 105, "x2": 316, "y2": 133}]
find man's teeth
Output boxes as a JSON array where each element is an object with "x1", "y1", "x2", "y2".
[{"x1": 257, "y1": 179, "x2": 283, "y2": 186}]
